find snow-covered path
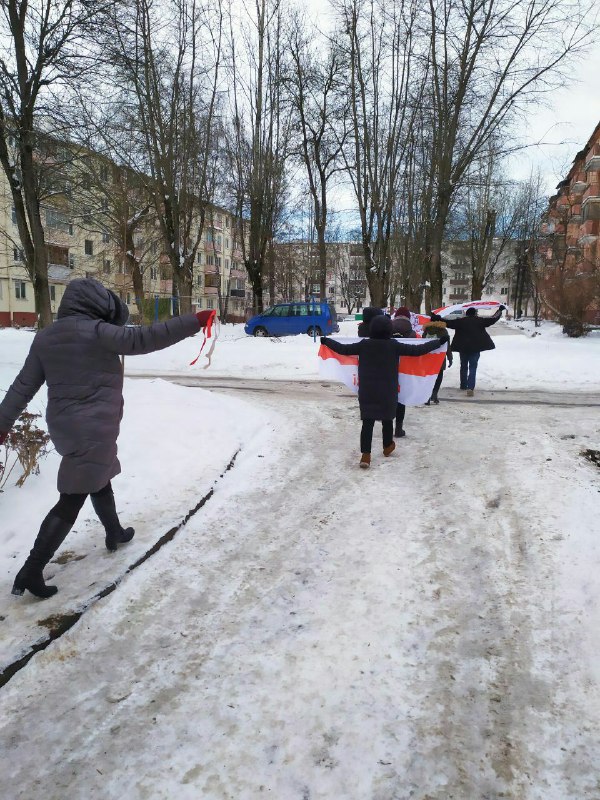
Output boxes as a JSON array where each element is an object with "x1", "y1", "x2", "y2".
[{"x1": 1, "y1": 383, "x2": 599, "y2": 800}]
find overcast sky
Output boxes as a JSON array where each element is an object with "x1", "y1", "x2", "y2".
[{"x1": 303, "y1": 1, "x2": 600, "y2": 197}]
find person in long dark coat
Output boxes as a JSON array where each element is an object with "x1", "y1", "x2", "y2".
[
  {"x1": 321, "y1": 315, "x2": 448, "y2": 468},
  {"x1": 430, "y1": 305, "x2": 505, "y2": 396},
  {"x1": 0, "y1": 278, "x2": 214, "y2": 599},
  {"x1": 391, "y1": 307, "x2": 417, "y2": 437}
]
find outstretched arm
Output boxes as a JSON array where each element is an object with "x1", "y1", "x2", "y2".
[
  {"x1": 394, "y1": 336, "x2": 448, "y2": 356},
  {"x1": 482, "y1": 309, "x2": 503, "y2": 327},
  {"x1": 429, "y1": 312, "x2": 458, "y2": 329},
  {"x1": 95, "y1": 313, "x2": 202, "y2": 356},
  {"x1": 321, "y1": 337, "x2": 361, "y2": 356},
  {"x1": 0, "y1": 348, "x2": 45, "y2": 433}
]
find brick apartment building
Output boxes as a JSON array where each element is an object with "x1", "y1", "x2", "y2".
[{"x1": 539, "y1": 122, "x2": 600, "y2": 326}]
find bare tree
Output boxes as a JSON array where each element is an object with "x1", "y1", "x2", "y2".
[
  {"x1": 225, "y1": 0, "x2": 292, "y2": 314},
  {"x1": 336, "y1": 0, "x2": 426, "y2": 308},
  {"x1": 424, "y1": 0, "x2": 593, "y2": 308},
  {"x1": 286, "y1": 15, "x2": 347, "y2": 300},
  {"x1": 0, "y1": 0, "x2": 111, "y2": 326},
  {"x1": 103, "y1": 0, "x2": 224, "y2": 314}
]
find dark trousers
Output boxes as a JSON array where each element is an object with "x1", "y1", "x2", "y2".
[
  {"x1": 361, "y1": 419, "x2": 394, "y2": 454},
  {"x1": 431, "y1": 369, "x2": 444, "y2": 398},
  {"x1": 395, "y1": 403, "x2": 405, "y2": 431},
  {"x1": 459, "y1": 352, "x2": 480, "y2": 390},
  {"x1": 52, "y1": 482, "x2": 114, "y2": 525}
]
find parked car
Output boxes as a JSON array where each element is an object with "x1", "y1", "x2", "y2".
[{"x1": 245, "y1": 301, "x2": 339, "y2": 337}]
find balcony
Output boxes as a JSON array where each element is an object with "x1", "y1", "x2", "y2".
[
  {"x1": 578, "y1": 218, "x2": 599, "y2": 245},
  {"x1": 450, "y1": 278, "x2": 469, "y2": 286},
  {"x1": 584, "y1": 144, "x2": 600, "y2": 173},
  {"x1": 229, "y1": 288, "x2": 245, "y2": 298},
  {"x1": 449, "y1": 293, "x2": 469, "y2": 301},
  {"x1": 230, "y1": 268, "x2": 246, "y2": 279},
  {"x1": 571, "y1": 175, "x2": 588, "y2": 195},
  {"x1": 582, "y1": 195, "x2": 600, "y2": 221}
]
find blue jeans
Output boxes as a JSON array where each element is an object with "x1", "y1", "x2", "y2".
[{"x1": 459, "y1": 352, "x2": 480, "y2": 390}]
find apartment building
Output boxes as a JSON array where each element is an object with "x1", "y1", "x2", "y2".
[
  {"x1": 0, "y1": 141, "x2": 250, "y2": 327},
  {"x1": 272, "y1": 238, "x2": 515, "y2": 314},
  {"x1": 538, "y1": 121, "x2": 600, "y2": 325}
]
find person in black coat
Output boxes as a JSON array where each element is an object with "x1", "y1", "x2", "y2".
[
  {"x1": 357, "y1": 306, "x2": 384, "y2": 337},
  {"x1": 422, "y1": 320, "x2": 453, "y2": 404},
  {"x1": 430, "y1": 305, "x2": 505, "y2": 396},
  {"x1": 321, "y1": 315, "x2": 448, "y2": 468},
  {"x1": 0, "y1": 278, "x2": 214, "y2": 599},
  {"x1": 391, "y1": 307, "x2": 417, "y2": 437}
]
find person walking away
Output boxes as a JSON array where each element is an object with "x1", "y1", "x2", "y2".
[
  {"x1": 321, "y1": 315, "x2": 448, "y2": 468},
  {"x1": 422, "y1": 320, "x2": 453, "y2": 404},
  {"x1": 391, "y1": 307, "x2": 417, "y2": 436},
  {"x1": 0, "y1": 278, "x2": 215, "y2": 599},
  {"x1": 357, "y1": 306, "x2": 384, "y2": 337},
  {"x1": 430, "y1": 305, "x2": 505, "y2": 397}
]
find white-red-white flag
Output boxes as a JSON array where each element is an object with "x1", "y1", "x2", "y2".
[{"x1": 318, "y1": 337, "x2": 447, "y2": 406}]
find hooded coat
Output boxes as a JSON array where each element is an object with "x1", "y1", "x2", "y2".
[
  {"x1": 0, "y1": 278, "x2": 201, "y2": 494},
  {"x1": 357, "y1": 307, "x2": 384, "y2": 337},
  {"x1": 431, "y1": 309, "x2": 501, "y2": 353},
  {"x1": 322, "y1": 316, "x2": 446, "y2": 420}
]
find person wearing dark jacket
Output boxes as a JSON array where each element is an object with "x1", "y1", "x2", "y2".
[
  {"x1": 422, "y1": 320, "x2": 453, "y2": 404},
  {"x1": 430, "y1": 305, "x2": 504, "y2": 396},
  {"x1": 321, "y1": 315, "x2": 448, "y2": 468},
  {"x1": 391, "y1": 308, "x2": 417, "y2": 437},
  {"x1": 357, "y1": 306, "x2": 384, "y2": 337},
  {"x1": 0, "y1": 278, "x2": 214, "y2": 599}
]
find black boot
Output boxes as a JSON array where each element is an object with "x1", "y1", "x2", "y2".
[
  {"x1": 12, "y1": 513, "x2": 73, "y2": 598},
  {"x1": 432, "y1": 393, "x2": 439, "y2": 405},
  {"x1": 91, "y1": 485, "x2": 135, "y2": 552}
]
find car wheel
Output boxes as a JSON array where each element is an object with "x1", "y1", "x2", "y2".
[
  {"x1": 253, "y1": 326, "x2": 268, "y2": 337},
  {"x1": 307, "y1": 326, "x2": 322, "y2": 336}
]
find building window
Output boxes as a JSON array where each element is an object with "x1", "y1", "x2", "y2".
[
  {"x1": 12, "y1": 206, "x2": 17, "y2": 224},
  {"x1": 206, "y1": 298, "x2": 214, "y2": 309},
  {"x1": 46, "y1": 207, "x2": 69, "y2": 231},
  {"x1": 85, "y1": 239, "x2": 94, "y2": 256},
  {"x1": 197, "y1": 251, "x2": 202, "y2": 264},
  {"x1": 150, "y1": 267, "x2": 158, "y2": 281},
  {"x1": 14, "y1": 280, "x2": 26, "y2": 300},
  {"x1": 13, "y1": 247, "x2": 24, "y2": 262},
  {"x1": 100, "y1": 165, "x2": 109, "y2": 182},
  {"x1": 126, "y1": 292, "x2": 131, "y2": 304},
  {"x1": 215, "y1": 256, "x2": 221, "y2": 269},
  {"x1": 196, "y1": 298, "x2": 203, "y2": 308},
  {"x1": 207, "y1": 254, "x2": 214, "y2": 266},
  {"x1": 205, "y1": 273, "x2": 220, "y2": 289},
  {"x1": 102, "y1": 232, "x2": 110, "y2": 243},
  {"x1": 50, "y1": 285, "x2": 56, "y2": 302},
  {"x1": 225, "y1": 238, "x2": 230, "y2": 250},
  {"x1": 500, "y1": 287, "x2": 508, "y2": 295},
  {"x1": 196, "y1": 274, "x2": 203, "y2": 287},
  {"x1": 151, "y1": 240, "x2": 158, "y2": 254},
  {"x1": 225, "y1": 216, "x2": 230, "y2": 228},
  {"x1": 69, "y1": 254, "x2": 75, "y2": 269},
  {"x1": 103, "y1": 259, "x2": 111, "y2": 274},
  {"x1": 69, "y1": 222, "x2": 74, "y2": 235}
]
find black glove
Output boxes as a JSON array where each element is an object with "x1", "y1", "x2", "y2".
[
  {"x1": 429, "y1": 312, "x2": 442, "y2": 321},
  {"x1": 320, "y1": 337, "x2": 326, "y2": 345},
  {"x1": 498, "y1": 304, "x2": 506, "y2": 311},
  {"x1": 447, "y1": 356, "x2": 453, "y2": 367}
]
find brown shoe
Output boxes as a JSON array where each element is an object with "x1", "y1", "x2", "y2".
[
  {"x1": 466, "y1": 389, "x2": 474, "y2": 397},
  {"x1": 359, "y1": 453, "x2": 371, "y2": 469},
  {"x1": 383, "y1": 442, "x2": 395, "y2": 457}
]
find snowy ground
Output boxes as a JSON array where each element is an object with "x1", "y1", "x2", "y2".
[{"x1": 0, "y1": 319, "x2": 599, "y2": 799}]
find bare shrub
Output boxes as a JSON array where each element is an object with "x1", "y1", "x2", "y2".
[{"x1": 0, "y1": 412, "x2": 51, "y2": 490}]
